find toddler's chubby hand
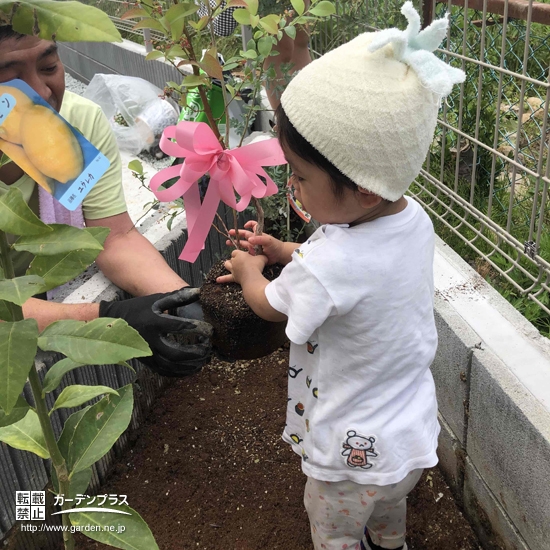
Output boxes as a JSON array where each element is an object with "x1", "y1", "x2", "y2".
[
  {"x1": 225, "y1": 221, "x2": 285, "y2": 266},
  {"x1": 217, "y1": 249, "x2": 268, "y2": 285}
]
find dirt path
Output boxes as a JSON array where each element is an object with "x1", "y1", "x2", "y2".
[{"x1": 76, "y1": 346, "x2": 483, "y2": 550}]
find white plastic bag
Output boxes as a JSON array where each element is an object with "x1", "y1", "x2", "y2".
[{"x1": 84, "y1": 74, "x2": 179, "y2": 155}]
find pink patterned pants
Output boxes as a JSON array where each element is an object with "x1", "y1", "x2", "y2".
[{"x1": 304, "y1": 469, "x2": 423, "y2": 550}]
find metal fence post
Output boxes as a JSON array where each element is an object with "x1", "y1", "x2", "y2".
[{"x1": 143, "y1": 28, "x2": 153, "y2": 53}]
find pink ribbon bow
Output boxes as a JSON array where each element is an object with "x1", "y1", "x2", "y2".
[{"x1": 150, "y1": 121, "x2": 287, "y2": 263}]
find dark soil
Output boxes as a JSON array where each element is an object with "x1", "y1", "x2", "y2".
[
  {"x1": 200, "y1": 261, "x2": 287, "y2": 359},
  {"x1": 74, "y1": 346, "x2": 485, "y2": 550}
]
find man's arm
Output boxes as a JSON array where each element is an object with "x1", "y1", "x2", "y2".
[
  {"x1": 20, "y1": 212, "x2": 187, "y2": 332},
  {"x1": 22, "y1": 299, "x2": 99, "y2": 332},
  {"x1": 86, "y1": 211, "x2": 188, "y2": 296}
]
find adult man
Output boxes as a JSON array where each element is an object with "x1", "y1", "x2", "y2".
[{"x1": 0, "y1": 26, "x2": 211, "y2": 376}]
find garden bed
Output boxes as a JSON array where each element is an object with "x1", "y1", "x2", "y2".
[{"x1": 74, "y1": 345, "x2": 486, "y2": 550}]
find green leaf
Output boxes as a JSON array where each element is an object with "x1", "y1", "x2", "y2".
[
  {"x1": 53, "y1": 408, "x2": 92, "y2": 495},
  {"x1": 258, "y1": 36, "x2": 273, "y2": 56},
  {"x1": 166, "y1": 81, "x2": 182, "y2": 90},
  {"x1": 167, "y1": 46, "x2": 187, "y2": 59},
  {"x1": 120, "y1": 7, "x2": 149, "y2": 20},
  {"x1": 250, "y1": 13, "x2": 260, "y2": 27},
  {"x1": 0, "y1": 275, "x2": 46, "y2": 306},
  {"x1": 164, "y1": 2, "x2": 199, "y2": 25},
  {"x1": 37, "y1": 318, "x2": 151, "y2": 365},
  {"x1": 241, "y1": 49, "x2": 258, "y2": 60},
  {"x1": 68, "y1": 384, "x2": 133, "y2": 473},
  {"x1": 291, "y1": 0, "x2": 305, "y2": 15},
  {"x1": 127, "y1": 159, "x2": 144, "y2": 175},
  {"x1": 199, "y1": 53, "x2": 224, "y2": 80},
  {"x1": 0, "y1": 187, "x2": 51, "y2": 236},
  {"x1": 132, "y1": 18, "x2": 166, "y2": 34},
  {"x1": 259, "y1": 14, "x2": 280, "y2": 35},
  {"x1": 14, "y1": 224, "x2": 104, "y2": 256},
  {"x1": 145, "y1": 50, "x2": 164, "y2": 61},
  {"x1": 117, "y1": 361, "x2": 136, "y2": 374},
  {"x1": 69, "y1": 467, "x2": 93, "y2": 496},
  {"x1": 188, "y1": 15, "x2": 208, "y2": 30},
  {"x1": 26, "y1": 246, "x2": 101, "y2": 292},
  {"x1": 0, "y1": 395, "x2": 30, "y2": 428},
  {"x1": 284, "y1": 25, "x2": 297, "y2": 39},
  {"x1": 1, "y1": 0, "x2": 122, "y2": 42},
  {"x1": 245, "y1": 0, "x2": 258, "y2": 16},
  {"x1": 0, "y1": 319, "x2": 38, "y2": 415},
  {"x1": 0, "y1": 300, "x2": 14, "y2": 322},
  {"x1": 70, "y1": 503, "x2": 159, "y2": 550},
  {"x1": 57, "y1": 406, "x2": 90, "y2": 460},
  {"x1": 42, "y1": 358, "x2": 86, "y2": 395},
  {"x1": 309, "y1": 1, "x2": 336, "y2": 16},
  {"x1": 0, "y1": 410, "x2": 49, "y2": 458},
  {"x1": 182, "y1": 75, "x2": 209, "y2": 89},
  {"x1": 170, "y1": 16, "x2": 185, "y2": 42},
  {"x1": 52, "y1": 385, "x2": 119, "y2": 412},
  {"x1": 232, "y1": 8, "x2": 251, "y2": 25},
  {"x1": 85, "y1": 227, "x2": 110, "y2": 247},
  {"x1": 52, "y1": 465, "x2": 92, "y2": 499}
]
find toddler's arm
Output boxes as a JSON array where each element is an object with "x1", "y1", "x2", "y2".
[
  {"x1": 227, "y1": 221, "x2": 299, "y2": 266},
  {"x1": 216, "y1": 250, "x2": 287, "y2": 323}
]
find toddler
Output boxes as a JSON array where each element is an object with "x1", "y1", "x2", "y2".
[{"x1": 217, "y1": 3, "x2": 465, "y2": 549}]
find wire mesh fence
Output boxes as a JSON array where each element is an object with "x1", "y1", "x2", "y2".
[{"x1": 420, "y1": 0, "x2": 550, "y2": 331}]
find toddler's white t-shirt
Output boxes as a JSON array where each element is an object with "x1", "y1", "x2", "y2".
[{"x1": 265, "y1": 196, "x2": 439, "y2": 485}]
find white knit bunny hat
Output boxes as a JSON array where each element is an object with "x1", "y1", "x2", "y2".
[{"x1": 280, "y1": 2, "x2": 465, "y2": 201}]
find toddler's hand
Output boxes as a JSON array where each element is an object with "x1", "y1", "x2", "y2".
[
  {"x1": 226, "y1": 221, "x2": 285, "y2": 265},
  {"x1": 217, "y1": 249, "x2": 268, "y2": 285}
]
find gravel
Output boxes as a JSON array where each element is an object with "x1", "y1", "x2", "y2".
[{"x1": 64, "y1": 71, "x2": 88, "y2": 97}]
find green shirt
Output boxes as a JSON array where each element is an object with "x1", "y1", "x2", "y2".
[{"x1": 0, "y1": 90, "x2": 128, "y2": 275}]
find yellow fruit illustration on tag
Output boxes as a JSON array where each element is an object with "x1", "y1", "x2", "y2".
[
  {"x1": 0, "y1": 139, "x2": 52, "y2": 192},
  {"x1": 20, "y1": 105, "x2": 83, "y2": 183},
  {"x1": 0, "y1": 86, "x2": 33, "y2": 144}
]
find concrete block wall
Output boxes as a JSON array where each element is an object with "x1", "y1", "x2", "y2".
[
  {"x1": 59, "y1": 39, "x2": 183, "y2": 88},
  {"x1": 432, "y1": 240, "x2": 550, "y2": 550}
]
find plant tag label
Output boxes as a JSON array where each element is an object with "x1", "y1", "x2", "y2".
[
  {"x1": 0, "y1": 93, "x2": 16, "y2": 122},
  {"x1": 0, "y1": 79, "x2": 110, "y2": 211}
]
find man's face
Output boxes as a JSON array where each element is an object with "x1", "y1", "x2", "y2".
[{"x1": 0, "y1": 35, "x2": 65, "y2": 111}]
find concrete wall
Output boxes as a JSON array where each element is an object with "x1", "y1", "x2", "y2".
[
  {"x1": 58, "y1": 39, "x2": 183, "y2": 89},
  {"x1": 432, "y1": 240, "x2": 550, "y2": 550}
]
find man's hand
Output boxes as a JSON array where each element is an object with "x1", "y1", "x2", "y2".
[
  {"x1": 99, "y1": 288, "x2": 213, "y2": 377},
  {"x1": 216, "y1": 249, "x2": 268, "y2": 285}
]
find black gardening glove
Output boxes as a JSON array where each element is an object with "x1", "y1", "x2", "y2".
[{"x1": 99, "y1": 288, "x2": 213, "y2": 377}]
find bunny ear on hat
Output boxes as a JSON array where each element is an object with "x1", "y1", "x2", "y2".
[{"x1": 368, "y1": 1, "x2": 465, "y2": 98}]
